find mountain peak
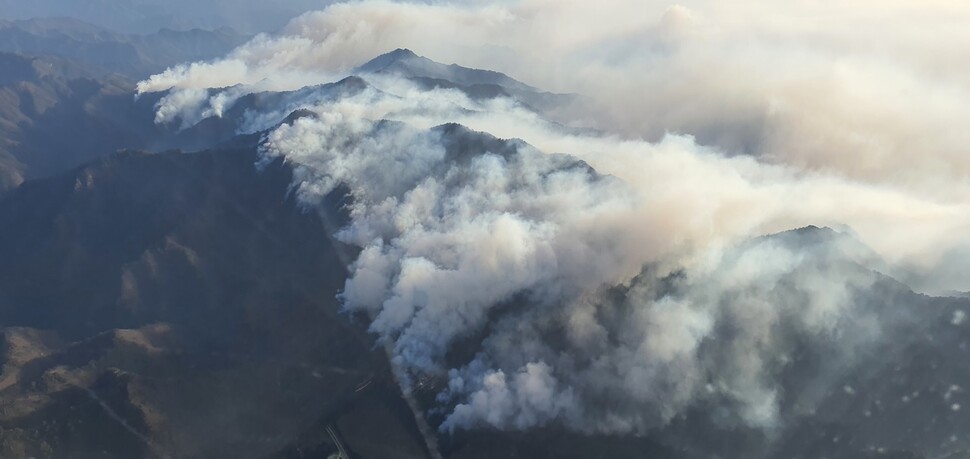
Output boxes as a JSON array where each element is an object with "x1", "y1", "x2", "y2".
[
  {"x1": 356, "y1": 48, "x2": 422, "y2": 74},
  {"x1": 354, "y1": 48, "x2": 540, "y2": 94},
  {"x1": 388, "y1": 47, "x2": 418, "y2": 58}
]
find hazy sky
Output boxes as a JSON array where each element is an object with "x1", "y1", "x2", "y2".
[{"x1": 0, "y1": 0, "x2": 338, "y2": 33}]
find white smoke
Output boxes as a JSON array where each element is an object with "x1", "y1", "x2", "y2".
[
  {"x1": 137, "y1": 0, "x2": 970, "y2": 200},
  {"x1": 137, "y1": 0, "x2": 970, "y2": 438},
  {"x1": 248, "y1": 83, "x2": 955, "y2": 433},
  {"x1": 439, "y1": 230, "x2": 887, "y2": 433}
]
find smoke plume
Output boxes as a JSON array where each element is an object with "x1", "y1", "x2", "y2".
[{"x1": 137, "y1": 0, "x2": 970, "y2": 438}]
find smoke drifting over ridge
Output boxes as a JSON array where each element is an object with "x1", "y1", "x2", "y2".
[
  {"x1": 138, "y1": 0, "x2": 970, "y2": 195},
  {"x1": 138, "y1": 0, "x2": 970, "y2": 438}
]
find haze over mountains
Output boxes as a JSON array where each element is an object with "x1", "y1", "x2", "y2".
[
  {"x1": 0, "y1": 18, "x2": 250, "y2": 78},
  {"x1": 0, "y1": 0, "x2": 332, "y2": 34},
  {"x1": 1, "y1": 1, "x2": 969, "y2": 458},
  {"x1": 0, "y1": 52, "x2": 157, "y2": 191},
  {"x1": 0, "y1": 16, "x2": 251, "y2": 193}
]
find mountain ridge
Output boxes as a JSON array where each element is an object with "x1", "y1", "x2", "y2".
[
  {"x1": 355, "y1": 48, "x2": 540, "y2": 94},
  {"x1": 0, "y1": 23, "x2": 967, "y2": 457},
  {"x1": 354, "y1": 48, "x2": 582, "y2": 118}
]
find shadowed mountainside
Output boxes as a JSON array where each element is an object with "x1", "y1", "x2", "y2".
[
  {"x1": 0, "y1": 52, "x2": 170, "y2": 193},
  {"x1": 0, "y1": 143, "x2": 432, "y2": 458}
]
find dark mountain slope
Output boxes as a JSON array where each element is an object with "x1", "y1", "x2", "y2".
[
  {"x1": 0, "y1": 52, "x2": 167, "y2": 193},
  {"x1": 0, "y1": 144, "x2": 429, "y2": 458}
]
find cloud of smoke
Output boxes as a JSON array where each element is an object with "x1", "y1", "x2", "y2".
[
  {"x1": 137, "y1": 0, "x2": 970, "y2": 437},
  {"x1": 137, "y1": 0, "x2": 970, "y2": 199},
  {"x1": 249, "y1": 82, "x2": 962, "y2": 434}
]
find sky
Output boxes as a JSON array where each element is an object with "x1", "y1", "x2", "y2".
[{"x1": 0, "y1": 0, "x2": 337, "y2": 33}]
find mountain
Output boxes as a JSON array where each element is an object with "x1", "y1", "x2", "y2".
[
  {"x1": 0, "y1": 141, "x2": 432, "y2": 458},
  {"x1": 436, "y1": 224, "x2": 970, "y2": 458},
  {"x1": 156, "y1": 76, "x2": 371, "y2": 153},
  {"x1": 356, "y1": 48, "x2": 540, "y2": 94},
  {"x1": 679, "y1": 226, "x2": 970, "y2": 458},
  {"x1": 0, "y1": 111, "x2": 967, "y2": 457},
  {"x1": 0, "y1": 122, "x2": 686, "y2": 458},
  {"x1": 356, "y1": 48, "x2": 581, "y2": 116},
  {"x1": 1, "y1": 35, "x2": 968, "y2": 457},
  {"x1": 0, "y1": 52, "x2": 168, "y2": 193},
  {"x1": 0, "y1": 26, "x2": 261, "y2": 195},
  {"x1": 149, "y1": 49, "x2": 589, "y2": 145},
  {"x1": 0, "y1": 17, "x2": 250, "y2": 79}
]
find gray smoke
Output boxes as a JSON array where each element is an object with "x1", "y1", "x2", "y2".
[
  {"x1": 441, "y1": 229, "x2": 886, "y2": 433},
  {"x1": 249, "y1": 85, "x2": 930, "y2": 433},
  {"x1": 137, "y1": 0, "x2": 970, "y2": 437}
]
